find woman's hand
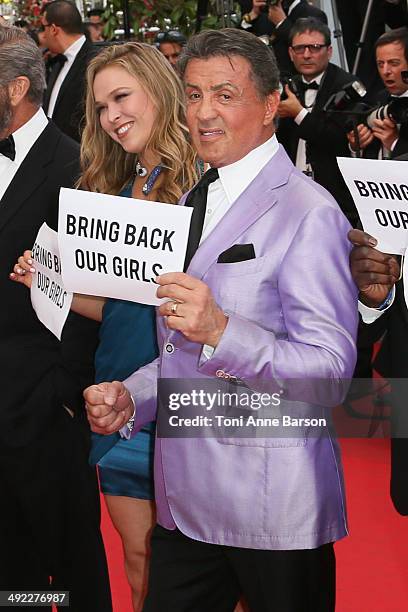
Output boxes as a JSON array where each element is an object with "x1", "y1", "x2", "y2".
[{"x1": 9, "y1": 250, "x2": 35, "y2": 289}]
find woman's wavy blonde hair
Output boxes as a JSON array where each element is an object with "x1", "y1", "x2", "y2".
[{"x1": 79, "y1": 42, "x2": 197, "y2": 203}]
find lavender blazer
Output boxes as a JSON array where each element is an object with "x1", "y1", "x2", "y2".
[{"x1": 125, "y1": 146, "x2": 358, "y2": 550}]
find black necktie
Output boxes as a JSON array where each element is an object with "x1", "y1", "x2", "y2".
[
  {"x1": 300, "y1": 81, "x2": 319, "y2": 92},
  {"x1": 183, "y1": 167, "x2": 219, "y2": 271},
  {"x1": 0, "y1": 135, "x2": 15, "y2": 161},
  {"x1": 43, "y1": 54, "x2": 67, "y2": 114}
]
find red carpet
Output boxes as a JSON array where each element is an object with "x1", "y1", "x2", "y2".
[{"x1": 101, "y1": 439, "x2": 408, "y2": 611}]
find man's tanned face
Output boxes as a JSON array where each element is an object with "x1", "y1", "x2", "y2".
[{"x1": 184, "y1": 55, "x2": 278, "y2": 168}]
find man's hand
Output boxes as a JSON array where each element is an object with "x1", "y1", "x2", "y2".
[
  {"x1": 277, "y1": 86, "x2": 303, "y2": 118},
  {"x1": 249, "y1": 0, "x2": 265, "y2": 19},
  {"x1": 371, "y1": 117, "x2": 399, "y2": 151},
  {"x1": 268, "y1": 1, "x2": 286, "y2": 25},
  {"x1": 84, "y1": 381, "x2": 134, "y2": 435},
  {"x1": 348, "y1": 229, "x2": 400, "y2": 307},
  {"x1": 347, "y1": 123, "x2": 375, "y2": 152},
  {"x1": 156, "y1": 272, "x2": 228, "y2": 347}
]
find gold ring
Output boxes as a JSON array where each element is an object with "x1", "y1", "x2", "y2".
[{"x1": 170, "y1": 301, "x2": 178, "y2": 315}]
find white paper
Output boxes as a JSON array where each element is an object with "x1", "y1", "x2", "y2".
[
  {"x1": 58, "y1": 188, "x2": 193, "y2": 306},
  {"x1": 30, "y1": 223, "x2": 73, "y2": 340},
  {"x1": 337, "y1": 157, "x2": 408, "y2": 255}
]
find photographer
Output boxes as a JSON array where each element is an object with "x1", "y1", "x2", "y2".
[
  {"x1": 276, "y1": 18, "x2": 359, "y2": 224},
  {"x1": 155, "y1": 30, "x2": 187, "y2": 69},
  {"x1": 336, "y1": 0, "x2": 408, "y2": 96},
  {"x1": 240, "y1": 0, "x2": 327, "y2": 74},
  {"x1": 347, "y1": 28, "x2": 408, "y2": 159}
]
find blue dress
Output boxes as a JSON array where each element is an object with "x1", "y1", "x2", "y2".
[{"x1": 89, "y1": 184, "x2": 158, "y2": 500}]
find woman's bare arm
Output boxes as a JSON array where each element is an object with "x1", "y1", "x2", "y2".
[{"x1": 10, "y1": 250, "x2": 106, "y2": 322}]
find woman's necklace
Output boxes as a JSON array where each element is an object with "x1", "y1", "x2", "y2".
[{"x1": 135, "y1": 161, "x2": 163, "y2": 195}]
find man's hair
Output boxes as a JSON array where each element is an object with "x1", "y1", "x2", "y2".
[
  {"x1": 41, "y1": 0, "x2": 83, "y2": 35},
  {"x1": 177, "y1": 28, "x2": 279, "y2": 97},
  {"x1": 0, "y1": 25, "x2": 46, "y2": 106},
  {"x1": 88, "y1": 8, "x2": 104, "y2": 19},
  {"x1": 289, "y1": 17, "x2": 331, "y2": 46},
  {"x1": 375, "y1": 27, "x2": 408, "y2": 62}
]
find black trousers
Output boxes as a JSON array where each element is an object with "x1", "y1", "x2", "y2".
[
  {"x1": 0, "y1": 408, "x2": 112, "y2": 612},
  {"x1": 143, "y1": 525, "x2": 335, "y2": 612}
]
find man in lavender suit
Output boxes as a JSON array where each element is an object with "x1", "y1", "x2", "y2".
[{"x1": 85, "y1": 29, "x2": 358, "y2": 612}]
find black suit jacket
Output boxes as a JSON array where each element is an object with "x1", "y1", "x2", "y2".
[
  {"x1": 240, "y1": 0, "x2": 327, "y2": 75},
  {"x1": 0, "y1": 120, "x2": 99, "y2": 448},
  {"x1": 357, "y1": 282, "x2": 408, "y2": 515},
  {"x1": 43, "y1": 40, "x2": 96, "y2": 142},
  {"x1": 277, "y1": 63, "x2": 358, "y2": 224}
]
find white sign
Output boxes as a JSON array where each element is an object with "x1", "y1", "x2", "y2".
[
  {"x1": 31, "y1": 223, "x2": 73, "y2": 340},
  {"x1": 58, "y1": 188, "x2": 193, "y2": 306},
  {"x1": 338, "y1": 157, "x2": 408, "y2": 255}
]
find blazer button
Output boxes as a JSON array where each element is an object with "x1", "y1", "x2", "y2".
[
  {"x1": 216, "y1": 369, "x2": 225, "y2": 378},
  {"x1": 164, "y1": 342, "x2": 175, "y2": 355}
]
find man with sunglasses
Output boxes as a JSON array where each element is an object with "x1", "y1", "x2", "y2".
[
  {"x1": 155, "y1": 30, "x2": 187, "y2": 69},
  {"x1": 276, "y1": 17, "x2": 359, "y2": 225},
  {"x1": 41, "y1": 0, "x2": 96, "y2": 142}
]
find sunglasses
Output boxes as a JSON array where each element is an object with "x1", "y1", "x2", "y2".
[
  {"x1": 156, "y1": 30, "x2": 186, "y2": 44},
  {"x1": 290, "y1": 43, "x2": 328, "y2": 55}
]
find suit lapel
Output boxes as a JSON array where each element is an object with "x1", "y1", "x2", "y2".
[
  {"x1": 313, "y1": 64, "x2": 334, "y2": 112},
  {"x1": 186, "y1": 146, "x2": 292, "y2": 279},
  {"x1": 52, "y1": 42, "x2": 89, "y2": 116},
  {"x1": 0, "y1": 123, "x2": 59, "y2": 235}
]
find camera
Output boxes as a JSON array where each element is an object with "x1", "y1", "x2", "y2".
[
  {"x1": 280, "y1": 75, "x2": 301, "y2": 101},
  {"x1": 261, "y1": 0, "x2": 280, "y2": 13},
  {"x1": 366, "y1": 97, "x2": 408, "y2": 128},
  {"x1": 323, "y1": 80, "x2": 367, "y2": 113}
]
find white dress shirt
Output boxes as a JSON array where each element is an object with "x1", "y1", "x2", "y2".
[
  {"x1": 358, "y1": 288, "x2": 395, "y2": 324},
  {"x1": 200, "y1": 134, "x2": 279, "y2": 358},
  {"x1": 201, "y1": 134, "x2": 280, "y2": 244},
  {"x1": 294, "y1": 71, "x2": 325, "y2": 173},
  {"x1": 47, "y1": 35, "x2": 86, "y2": 118},
  {"x1": 0, "y1": 108, "x2": 48, "y2": 201}
]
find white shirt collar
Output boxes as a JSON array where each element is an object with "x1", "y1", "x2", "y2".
[
  {"x1": 288, "y1": 0, "x2": 302, "y2": 15},
  {"x1": 217, "y1": 134, "x2": 279, "y2": 205},
  {"x1": 301, "y1": 70, "x2": 325, "y2": 86},
  {"x1": 12, "y1": 107, "x2": 48, "y2": 166},
  {"x1": 395, "y1": 89, "x2": 408, "y2": 98},
  {"x1": 63, "y1": 34, "x2": 86, "y2": 60}
]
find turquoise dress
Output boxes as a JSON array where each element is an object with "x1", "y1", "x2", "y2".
[{"x1": 89, "y1": 184, "x2": 158, "y2": 500}]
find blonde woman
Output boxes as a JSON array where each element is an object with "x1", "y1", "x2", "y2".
[{"x1": 12, "y1": 42, "x2": 197, "y2": 611}]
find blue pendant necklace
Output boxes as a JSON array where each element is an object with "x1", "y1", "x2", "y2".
[{"x1": 135, "y1": 161, "x2": 163, "y2": 195}]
